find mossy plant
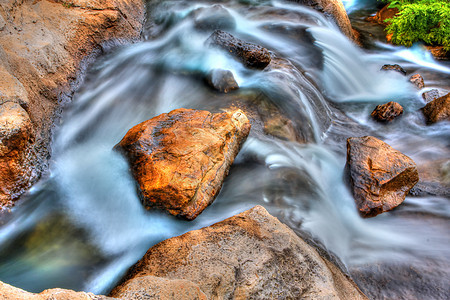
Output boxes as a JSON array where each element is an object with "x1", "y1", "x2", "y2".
[{"x1": 382, "y1": 0, "x2": 450, "y2": 50}]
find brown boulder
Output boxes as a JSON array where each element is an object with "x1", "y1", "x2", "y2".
[
  {"x1": 115, "y1": 108, "x2": 251, "y2": 220},
  {"x1": 206, "y1": 30, "x2": 271, "y2": 69},
  {"x1": 346, "y1": 136, "x2": 419, "y2": 217},
  {"x1": 205, "y1": 69, "x2": 239, "y2": 93},
  {"x1": 111, "y1": 206, "x2": 367, "y2": 299},
  {"x1": 381, "y1": 64, "x2": 406, "y2": 76},
  {"x1": 370, "y1": 101, "x2": 403, "y2": 122},
  {"x1": 367, "y1": 4, "x2": 398, "y2": 25},
  {"x1": 0, "y1": 280, "x2": 113, "y2": 300},
  {"x1": 0, "y1": 0, "x2": 145, "y2": 208},
  {"x1": 0, "y1": 102, "x2": 36, "y2": 208},
  {"x1": 422, "y1": 89, "x2": 440, "y2": 103},
  {"x1": 421, "y1": 93, "x2": 450, "y2": 124},
  {"x1": 409, "y1": 74, "x2": 425, "y2": 89}
]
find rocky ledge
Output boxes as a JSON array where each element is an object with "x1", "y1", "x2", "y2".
[{"x1": 0, "y1": 0, "x2": 145, "y2": 208}]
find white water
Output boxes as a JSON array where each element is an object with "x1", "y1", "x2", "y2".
[{"x1": 0, "y1": 0, "x2": 448, "y2": 297}]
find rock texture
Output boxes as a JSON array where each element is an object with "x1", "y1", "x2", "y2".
[
  {"x1": 346, "y1": 136, "x2": 419, "y2": 217},
  {"x1": 289, "y1": 0, "x2": 358, "y2": 42},
  {"x1": 205, "y1": 69, "x2": 239, "y2": 93},
  {"x1": 206, "y1": 30, "x2": 271, "y2": 69},
  {"x1": 192, "y1": 4, "x2": 236, "y2": 31},
  {"x1": 110, "y1": 275, "x2": 207, "y2": 300},
  {"x1": 381, "y1": 64, "x2": 406, "y2": 76},
  {"x1": 111, "y1": 206, "x2": 367, "y2": 299},
  {"x1": 421, "y1": 93, "x2": 450, "y2": 124},
  {"x1": 371, "y1": 101, "x2": 403, "y2": 122},
  {"x1": 367, "y1": 4, "x2": 398, "y2": 25},
  {"x1": 422, "y1": 89, "x2": 440, "y2": 103},
  {"x1": 409, "y1": 74, "x2": 425, "y2": 89},
  {"x1": 0, "y1": 0, "x2": 145, "y2": 209},
  {"x1": 0, "y1": 280, "x2": 113, "y2": 300},
  {"x1": 115, "y1": 108, "x2": 251, "y2": 220}
]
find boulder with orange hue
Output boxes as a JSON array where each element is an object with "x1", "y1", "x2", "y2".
[
  {"x1": 367, "y1": 4, "x2": 398, "y2": 25},
  {"x1": 346, "y1": 136, "x2": 419, "y2": 217},
  {"x1": 115, "y1": 108, "x2": 251, "y2": 220},
  {"x1": 111, "y1": 206, "x2": 367, "y2": 299},
  {"x1": 409, "y1": 74, "x2": 425, "y2": 89},
  {"x1": 371, "y1": 101, "x2": 403, "y2": 122},
  {"x1": 421, "y1": 93, "x2": 450, "y2": 124}
]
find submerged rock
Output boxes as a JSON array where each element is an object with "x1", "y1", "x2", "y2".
[
  {"x1": 206, "y1": 30, "x2": 271, "y2": 69},
  {"x1": 346, "y1": 136, "x2": 419, "y2": 217},
  {"x1": 409, "y1": 74, "x2": 425, "y2": 89},
  {"x1": 381, "y1": 64, "x2": 406, "y2": 76},
  {"x1": 370, "y1": 101, "x2": 403, "y2": 122},
  {"x1": 421, "y1": 93, "x2": 450, "y2": 124},
  {"x1": 115, "y1": 108, "x2": 251, "y2": 220},
  {"x1": 205, "y1": 69, "x2": 239, "y2": 93},
  {"x1": 192, "y1": 4, "x2": 236, "y2": 31},
  {"x1": 0, "y1": 102, "x2": 35, "y2": 208},
  {"x1": 422, "y1": 89, "x2": 440, "y2": 103},
  {"x1": 0, "y1": 280, "x2": 113, "y2": 300},
  {"x1": 111, "y1": 206, "x2": 367, "y2": 299}
]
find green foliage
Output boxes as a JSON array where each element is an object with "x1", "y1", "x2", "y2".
[{"x1": 382, "y1": 0, "x2": 450, "y2": 50}]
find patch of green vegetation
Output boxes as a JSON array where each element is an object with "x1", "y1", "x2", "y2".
[{"x1": 382, "y1": 0, "x2": 450, "y2": 50}]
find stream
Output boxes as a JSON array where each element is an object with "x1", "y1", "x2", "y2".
[{"x1": 0, "y1": 0, "x2": 449, "y2": 298}]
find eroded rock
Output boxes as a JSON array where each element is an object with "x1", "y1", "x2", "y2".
[
  {"x1": 422, "y1": 89, "x2": 440, "y2": 103},
  {"x1": 115, "y1": 108, "x2": 251, "y2": 220},
  {"x1": 371, "y1": 101, "x2": 403, "y2": 122},
  {"x1": 205, "y1": 69, "x2": 239, "y2": 93},
  {"x1": 206, "y1": 30, "x2": 271, "y2": 69},
  {"x1": 421, "y1": 93, "x2": 450, "y2": 124},
  {"x1": 381, "y1": 64, "x2": 406, "y2": 76},
  {"x1": 409, "y1": 74, "x2": 425, "y2": 89},
  {"x1": 346, "y1": 136, "x2": 419, "y2": 217},
  {"x1": 111, "y1": 206, "x2": 367, "y2": 299}
]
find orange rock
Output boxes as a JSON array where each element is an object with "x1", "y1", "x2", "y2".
[
  {"x1": 111, "y1": 206, "x2": 367, "y2": 299},
  {"x1": 409, "y1": 74, "x2": 425, "y2": 89},
  {"x1": 367, "y1": 4, "x2": 398, "y2": 25},
  {"x1": 371, "y1": 101, "x2": 403, "y2": 122},
  {"x1": 346, "y1": 136, "x2": 419, "y2": 217},
  {"x1": 115, "y1": 108, "x2": 251, "y2": 220},
  {"x1": 421, "y1": 93, "x2": 450, "y2": 124}
]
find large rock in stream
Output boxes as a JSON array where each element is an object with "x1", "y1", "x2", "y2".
[
  {"x1": 115, "y1": 108, "x2": 251, "y2": 220},
  {"x1": 346, "y1": 136, "x2": 419, "y2": 217},
  {"x1": 111, "y1": 206, "x2": 367, "y2": 299},
  {"x1": 0, "y1": 0, "x2": 145, "y2": 209},
  {"x1": 421, "y1": 93, "x2": 450, "y2": 124}
]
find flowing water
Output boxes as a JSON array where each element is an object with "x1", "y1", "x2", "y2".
[{"x1": 0, "y1": 0, "x2": 449, "y2": 298}]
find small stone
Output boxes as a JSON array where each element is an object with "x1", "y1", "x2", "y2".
[
  {"x1": 371, "y1": 101, "x2": 403, "y2": 122},
  {"x1": 206, "y1": 30, "x2": 271, "y2": 69},
  {"x1": 381, "y1": 64, "x2": 406, "y2": 76},
  {"x1": 409, "y1": 74, "x2": 424, "y2": 89},
  {"x1": 205, "y1": 69, "x2": 239, "y2": 93},
  {"x1": 346, "y1": 136, "x2": 419, "y2": 217},
  {"x1": 421, "y1": 93, "x2": 450, "y2": 124},
  {"x1": 422, "y1": 89, "x2": 440, "y2": 103}
]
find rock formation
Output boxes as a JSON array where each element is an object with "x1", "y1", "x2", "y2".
[
  {"x1": 205, "y1": 69, "x2": 239, "y2": 93},
  {"x1": 380, "y1": 64, "x2": 406, "y2": 76},
  {"x1": 421, "y1": 93, "x2": 450, "y2": 124},
  {"x1": 115, "y1": 108, "x2": 251, "y2": 220},
  {"x1": 111, "y1": 206, "x2": 367, "y2": 299},
  {"x1": 206, "y1": 30, "x2": 271, "y2": 69},
  {"x1": 371, "y1": 101, "x2": 403, "y2": 122},
  {"x1": 422, "y1": 89, "x2": 440, "y2": 103},
  {"x1": 0, "y1": 0, "x2": 145, "y2": 209},
  {"x1": 409, "y1": 74, "x2": 425, "y2": 89},
  {"x1": 346, "y1": 136, "x2": 419, "y2": 217}
]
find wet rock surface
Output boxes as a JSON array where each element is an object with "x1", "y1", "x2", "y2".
[
  {"x1": 346, "y1": 136, "x2": 419, "y2": 217},
  {"x1": 371, "y1": 101, "x2": 403, "y2": 122},
  {"x1": 422, "y1": 89, "x2": 440, "y2": 103},
  {"x1": 111, "y1": 206, "x2": 367, "y2": 299},
  {"x1": 115, "y1": 108, "x2": 251, "y2": 220},
  {"x1": 206, "y1": 30, "x2": 271, "y2": 69},
  {"x1": 192, "y1": 4, "x2": 236, "y2": 31},
  {"x1": 367, "y1": 4, "x2": 398, "y2": 25},
  {"x1": 409, "y1": 74, "x2": 425, "y2": 89},
  {"x1": 205, "y1": 69, "x2": 239, "y2": 93},
  {"x1": 0, "y1": 0, "x2": 145, "y2": 208},
  {"x1": 421, "y1": 93, "x2": 450, "y2": 124},
  {"x1": 409, "y1": 159, "x2": 450, "y2": 197},
  {"x1": 0, "y1": 102, "x2": 35, "y2": 208},
  {"x1": 0, "y1": 280, "x2": 113, "y2": 300},
  {"x1": 380, "y1": 64, "x2": 406, "y2": 76}
]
